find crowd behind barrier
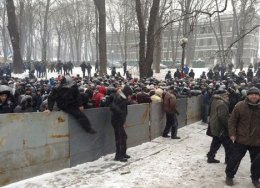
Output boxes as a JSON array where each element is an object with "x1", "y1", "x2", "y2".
[
  {"x1": 0, "y1": 96, "x2": 201, "y2": 186},
  {"x1": 1, "y1": 60, "x2": 260, "y2": 186}
]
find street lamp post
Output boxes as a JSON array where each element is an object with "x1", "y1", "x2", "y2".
[{"x1": 179, "y1": 37, "x2": 188, "y2": 78}]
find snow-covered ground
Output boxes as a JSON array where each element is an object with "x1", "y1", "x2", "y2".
[
  {"x1": 4, "y1": 122, "x2": 253, "y2": 188},
  {"x1": 12, "y1": 66, "x2": 209, "y2": 81}
]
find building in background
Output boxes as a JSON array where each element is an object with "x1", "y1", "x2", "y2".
[{"x1": 107, "y1": 14, "x2": 260, "y2": 68}]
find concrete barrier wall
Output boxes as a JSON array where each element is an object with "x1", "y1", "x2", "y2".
[
  {"x1": 0, "y1": 96, "x2": 201, "y2": 186},
  {"x1": 176, "y1": 98, "x2": 188, "y2": 128},
  {"x1": 0, "y1": 112, "x2": 69, "y2": 186},
  {"x1": 186, "y1": 96, "x2": 202, "y2": 125},
  {"x1": 150, "y1": 102, "x2": 165, "y2": 140}
]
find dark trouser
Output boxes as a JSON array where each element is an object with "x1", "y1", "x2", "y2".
[
  {"x1": 62, "y1": 107, "x2": 92, "y2": 132},
  {"x1": 207, "y1": 136, "x2": 233, "y2": 162},
  {"x1": 201, "y1": 104, "x2": 209, "y2": 123},
  {"x1": 225, "y1": 143, "x2": 260, "y2": 181},
  {"x1": 163, "y1": 113, "x2": 178, "y2": 138},
  {"x1": 112, "y1": 124, "x2": 127, "y2": 159}
]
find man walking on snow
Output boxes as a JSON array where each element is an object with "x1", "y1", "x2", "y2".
[{"x1": 225, "y1": 87, "x2": 260, "y2": 187}]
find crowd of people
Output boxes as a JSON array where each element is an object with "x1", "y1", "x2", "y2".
[{"x1": 0, "y1": 61, "x2": 260, "y2": 186}]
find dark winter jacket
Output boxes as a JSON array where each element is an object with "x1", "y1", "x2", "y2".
[
  {"x1": 209, "y1": 95, "x2": 229, "y2": 137},
  {"x1": 228, "y1": 91, "x2": 240, "y2": 113},
  {"x1": 0, "y1": 100, "x2": 14, "y2": 113},
  {"x1": 0, "y1": 85, "x2": 14, "y2": 113},
  {"x1": 48, "y1": 85, "x2": 82, "y2": 111},
  {"x1": 228, "y1": 98, "x2": 260, "y2": 146},
  {"x1": 110, "y1": 92, "x2": 128, "y2": 127},
  {"x1": 136, "y1": 91, "x2": 152, "y2": 104}
]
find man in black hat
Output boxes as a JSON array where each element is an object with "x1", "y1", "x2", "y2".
[{"x1": 225, "y1": 86, "x2": 260, "y2": 187}]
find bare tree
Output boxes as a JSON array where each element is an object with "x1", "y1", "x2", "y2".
[
  {"x1": 94, "y1": 0, "x2": 107, "y2": 75},
  {"x1": 1, "y1": 1, "x2": 9, "y2": 63},
  {"x1": 136, "y1": 0, "x2": 160, "y2": 78},
  {"x1": 6, "y1": 0, "x2": 24, "y2": 73},
  {"x1": 231, "y1": 0, "x2": 257, "y2": 70}
]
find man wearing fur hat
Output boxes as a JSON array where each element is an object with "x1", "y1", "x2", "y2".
[
  {"x1": 225, "y1": 86, "x2": 260, "y2": 187},
  {"x1": 206, "y1": 90, "x2": 232, "y2": 164}
]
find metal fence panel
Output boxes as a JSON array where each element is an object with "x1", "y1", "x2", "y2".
[
  {"x1": 176, "y1": 98, "x2": 188, "y2": 128},
  {"x1": 150, "y1": 102, "x2": 165, "y2": 140},
  {"x1": 69, "y1": 107, "x2": 114, "y2": 167},
  {"x1": 125, "y1": 104, "x2": 150, "y2": 147},
  {"x1": 0, "y1": 112, "x2": 69, "y2": 186},
  {"x1": 187, "y1": 96, "x2": 202, "y2": 125},
  {"x1": 0, "y1": 97, "x2": 202, "y2": 185}
]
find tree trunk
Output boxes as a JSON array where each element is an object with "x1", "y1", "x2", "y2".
[
  {"x1": 6, "y1": 0, "x2": 24, "y2": 73},
  {"x1": 153, "y1": 13, "x2": 161, "y2": 73},
  {"x1": 94, "y1": 0, "x2": 107, "y2": 75},
  {"x1": 2, "y1": 2, "x2": 8, "y2": 63},
  {"x1": 19, "y1": 0, "x2": 26, "y2": 58},
  {"x1": 95, "y1": 7, "x2": 99, "y2": 66},
  {"x1": 135, "y1": 0, "x2": 146, "y2": 78},
  {"x1": 136, "y1": 0, "x2": 160, "y2": 78},
  {"x1": 41, "y1": 0, "x2": 50, "y2": 63},
  {"x1": 144, "y1": 0, "x2": 160, "y2": 78},
  {"x1": 26, "y1": 3, "x2": 33, "y2": 61}
]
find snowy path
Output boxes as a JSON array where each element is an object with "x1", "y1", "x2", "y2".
[{"x1": 4, "y1": 122, "x2": 253, "y2": 188}]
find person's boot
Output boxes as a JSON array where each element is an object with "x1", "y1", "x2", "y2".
[
  {"x1": 86, "y1": 128, "x2": 96, "y2": 134},
  {"x1": 171, "y1": 136, "x2": 181, "y2": 139},
  {"x1": 226, "y1": 177, "x2": 234, "y2": 186},
  {"x1": 252, "y1": 179, "x2": 260, "y2": 188},
  {"x1": 207, "y1": 158, "x2": 220, "y2": 163},
  {"x1": 123, "y1": 154, "x2": 131, "y2": 159},
  {"x1": 114, "y1": 157, "x2": 128, "y2": 162},
  {"x1": 162, "y1": 135, "x2": 170, "y2": 138}
]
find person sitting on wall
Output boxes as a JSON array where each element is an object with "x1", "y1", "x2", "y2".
[{"x1": 45, "y1": 75, "x2": 96, "y2": 134}]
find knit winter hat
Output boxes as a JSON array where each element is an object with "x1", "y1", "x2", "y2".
[{"x1": 247, "y1": 86, "x2": 260, "y2": 96}]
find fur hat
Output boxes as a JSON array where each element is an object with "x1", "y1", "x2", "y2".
[
  {"x1": 247, "y1": 86, "x2": 260, "y2": 96},
  {"x1": 155, "y1": 88, "x2": 163, "y2": 98}
]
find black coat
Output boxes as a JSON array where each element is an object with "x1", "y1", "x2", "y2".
[
  {"x1": 110, "y1": 93, "x2": 128, "y2": 127},
  {"x1": 0, "y1": 100, "x2": 14, "y2": 114},
  {"x1": 48, "y1": 85, "x2": 82, "y2": 111}
]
